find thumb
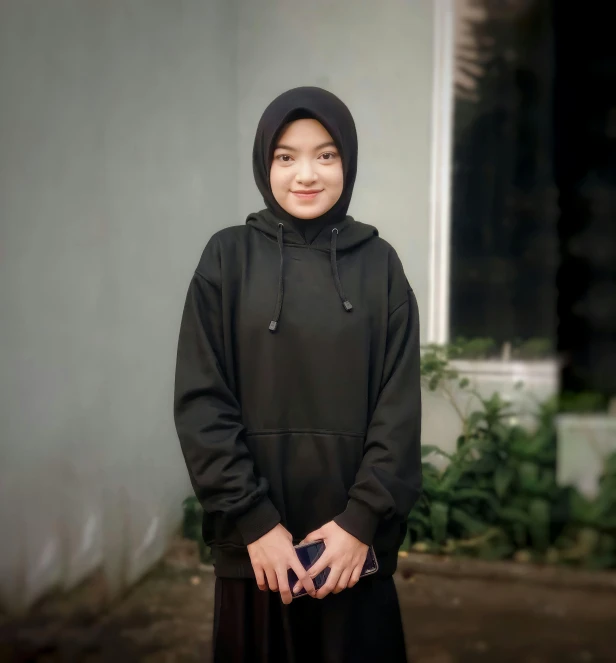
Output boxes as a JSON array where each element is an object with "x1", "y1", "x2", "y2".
[{"x1": 302, "y1": 529, "x2": 324, "y2": 544}]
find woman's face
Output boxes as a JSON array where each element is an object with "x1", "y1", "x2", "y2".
[{"x1": 270, "y1": 119, "x2": 344, "y2": 220}]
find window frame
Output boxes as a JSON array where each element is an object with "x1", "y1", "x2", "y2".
[{"x1": 428, "y1": 0, "x2": 455, "y2": 346}]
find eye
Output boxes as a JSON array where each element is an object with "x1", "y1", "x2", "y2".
[
  {"x1": 319, "y1": 152, "x2": 339, "y2": 162},
  {"x1": 275, "y1": 154, "x2": 293, "y2": 163}
]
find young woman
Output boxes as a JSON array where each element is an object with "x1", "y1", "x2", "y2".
[{"x1": 174, "y1": 87, "x2": 422, "y2": 663}]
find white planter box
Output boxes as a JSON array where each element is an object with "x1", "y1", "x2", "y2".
[{"x1": 556, "y1": 414, "x2": 616, "y2": 497}]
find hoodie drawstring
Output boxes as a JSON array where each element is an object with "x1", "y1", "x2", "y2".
[
  {"x1": 330, "y1": 228, "x2": 353, "y2": 312},
  {"x1": 268, "y1": 224, "x2": 353, "y2": 332},
  {"x1": 269, "y1": 223, "x2": 285, "y2": 332}
]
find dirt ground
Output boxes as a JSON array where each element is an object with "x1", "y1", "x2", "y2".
[{"x1": 1, "y1": 538, "x2": 615, "y2": 663}]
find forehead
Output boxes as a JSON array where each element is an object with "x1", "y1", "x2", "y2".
[{"x1": 275, "y1": 118, "x2": 334, "y2": 147}]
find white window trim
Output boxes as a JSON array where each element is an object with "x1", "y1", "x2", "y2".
[{"x1": 428, "y1": 0, "x2": 455, "y2": 345}]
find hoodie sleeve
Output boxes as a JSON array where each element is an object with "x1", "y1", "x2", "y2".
[
  {"x1": 334, "y1": 252, "x2": 422, "y2": 546},
  {"x1": 173, "y1": 238, "x2": 280, "y2": 546}
]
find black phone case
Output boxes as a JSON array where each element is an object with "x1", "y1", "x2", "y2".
[{"x1": 288, "y1": 540, "x2": 379, "y2": 598}]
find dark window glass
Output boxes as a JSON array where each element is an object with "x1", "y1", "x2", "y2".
[{"x1": 450, "y1": 0, "x2": 557, "y2": 360}]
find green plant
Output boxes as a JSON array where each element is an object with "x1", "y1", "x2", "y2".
[
  {"x1": 511, "y1": 337, "x2": 553, "y2": 360},
  {"x1": 182, "y1": 496, "x2": 214, "y2": 564},
  {"x1": 420, "y1": 342, "x2": 472, "y2": 435},
  {"x1": 427, "y1": 335, "x2": 555, "y2": 362},
  {"x1": 454, "y1": 336, "x2": 498, "y2": 360},
  {"x1": 410, "y1": 343, "x2": 616, "y2": 569},
  {"x1": 559, "y1": 390, "x2": 608, "y2": 413},
  {"x1": 182, "y1": 496, "x2": 202, "y2": 540}
]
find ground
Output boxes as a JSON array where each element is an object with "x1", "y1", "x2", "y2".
[{"x1": 1, "y1": 538, "x2": 615, "y2": 662}]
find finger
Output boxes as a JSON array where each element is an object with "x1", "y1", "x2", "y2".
[
  {"x1": 302, "y1": 529, "x2": 323, "y2": 543},
  {"x1": 254, "y1": 565, "x2": 267, "y2": 592},
  {"x1": 316, "y1": 565, "x2": 342, "y2": 599},
  {"x1": 333, "y1": 567, "x2": 352, "y2": 594},
  {"x1": 306, "y1": 551, "x2": 331, "y2": 580},
  {"x1": 289, "y1": 558, "x2": 316, "y2": 597},
  {"x1": 276, "y1": 567, "x2": 293, "y2": 605},
  {"x1": 265, "y1": 567, "x2": 278, "y2": 592},
  {"x1": 347, "y1": 564, "x2": 362, "y2": 589}
]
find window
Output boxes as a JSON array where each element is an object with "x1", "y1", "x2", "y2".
[{"x1": 430, "y1": 0, "x2": 557, "y2": 363}]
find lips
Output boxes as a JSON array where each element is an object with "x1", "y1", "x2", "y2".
[{"x1": 292, "y1": 189, "x2": 323, "y2": 199}]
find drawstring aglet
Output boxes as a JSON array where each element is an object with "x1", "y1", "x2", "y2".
[
  {"x1": 331, "y1": 228, "x2": 354, "y2": 313},
  {"x1": 269, "y1": 223, "x2": 285, "y2": 332}
]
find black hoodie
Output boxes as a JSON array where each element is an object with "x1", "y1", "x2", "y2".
[{"x1": 174, "y1": 87, "x2": 422, "y2": 578}]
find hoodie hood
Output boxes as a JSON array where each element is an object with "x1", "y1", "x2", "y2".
[{"x1": 246, "y1": 208, "x2": 378, "y2": 252}]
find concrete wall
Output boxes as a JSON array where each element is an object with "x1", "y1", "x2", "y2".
[
  {"x1": 0, "y1": 0, "x2": 238, "y2": 611},
  {"x1": 236, "y1": 0, "x2": 436, "y2": 328}
]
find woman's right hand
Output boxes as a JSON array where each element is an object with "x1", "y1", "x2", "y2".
[{"x1": 247, "y1": 524, "x2": 316, "y2": 604}]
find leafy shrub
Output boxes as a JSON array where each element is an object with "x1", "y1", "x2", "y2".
[
  {"x1": 511, "y1": 337, "x2": 553, "y2": 360},
  {"x1": 410, "y1": 342, "x2": 616, "y2": 569},
  {"x1": 453, "y1": 336, "x2": 498, "y2": 359}
]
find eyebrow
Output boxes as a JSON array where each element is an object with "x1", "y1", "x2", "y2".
[{"x1": 274, "y1": 141, "x2": 337, "y2": 152}]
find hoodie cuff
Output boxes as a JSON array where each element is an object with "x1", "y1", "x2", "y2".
[
  {"x1": 235, "y1": 498, "x2": 281, "y2": 546},
  {"x1": 334, "y1": 499, "x2": 380, "y2": 546}
]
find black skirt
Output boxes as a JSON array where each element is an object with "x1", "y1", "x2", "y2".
[{"x1": 212, "y1": 575, "x2": 408, "y2": 663}]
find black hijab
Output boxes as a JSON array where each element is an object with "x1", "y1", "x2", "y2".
[{"x1": 252, "y1": 86, "x2": 358, "y2": 235}]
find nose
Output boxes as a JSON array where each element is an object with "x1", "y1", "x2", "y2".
[{"x1": 295, "y1": 158, "x2": 317, "y2": 185}]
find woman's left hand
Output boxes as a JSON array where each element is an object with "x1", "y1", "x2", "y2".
[{"x1": 295, "y1": 521, "x2": 369, "y2": 598}]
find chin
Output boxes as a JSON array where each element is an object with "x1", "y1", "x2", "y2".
[
  {"x1": 284, "y1": 199, "x2": 333, "y2": 220},
  {"x1": 290, "y1": 207, "x2": 325, "y2": 220}
]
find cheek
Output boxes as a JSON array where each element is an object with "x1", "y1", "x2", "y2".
[
  {"x1": 269, "y1": 168, "x2": 287, "y2": 198},
  {"x1": 329, "y1": 166, "x2": 344, "y2": 197}
]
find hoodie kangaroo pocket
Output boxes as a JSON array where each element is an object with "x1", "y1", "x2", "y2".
[{"x1": 245, "y1": 430, "x2": 365, "y2": 540}]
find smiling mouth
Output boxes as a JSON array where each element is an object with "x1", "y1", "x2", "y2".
[{"x1": 291, "y1": 190, "x2": 323, "y2": 199}]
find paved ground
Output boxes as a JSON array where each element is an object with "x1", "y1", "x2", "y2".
[{"x1": 1, "y1": 538, "x2": 615, "y2": 662}]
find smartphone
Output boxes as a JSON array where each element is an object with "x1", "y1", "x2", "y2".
[{"x1": 287, "y1": 540, "x2": 379, "y2": 598}]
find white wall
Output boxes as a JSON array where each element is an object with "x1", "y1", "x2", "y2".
[
  {"x1": 236, "y1": 0, "x2": 436, "y2": 328},
  {"x1": 0, "y1": 0, "x2": 238, "y2": 611}
]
